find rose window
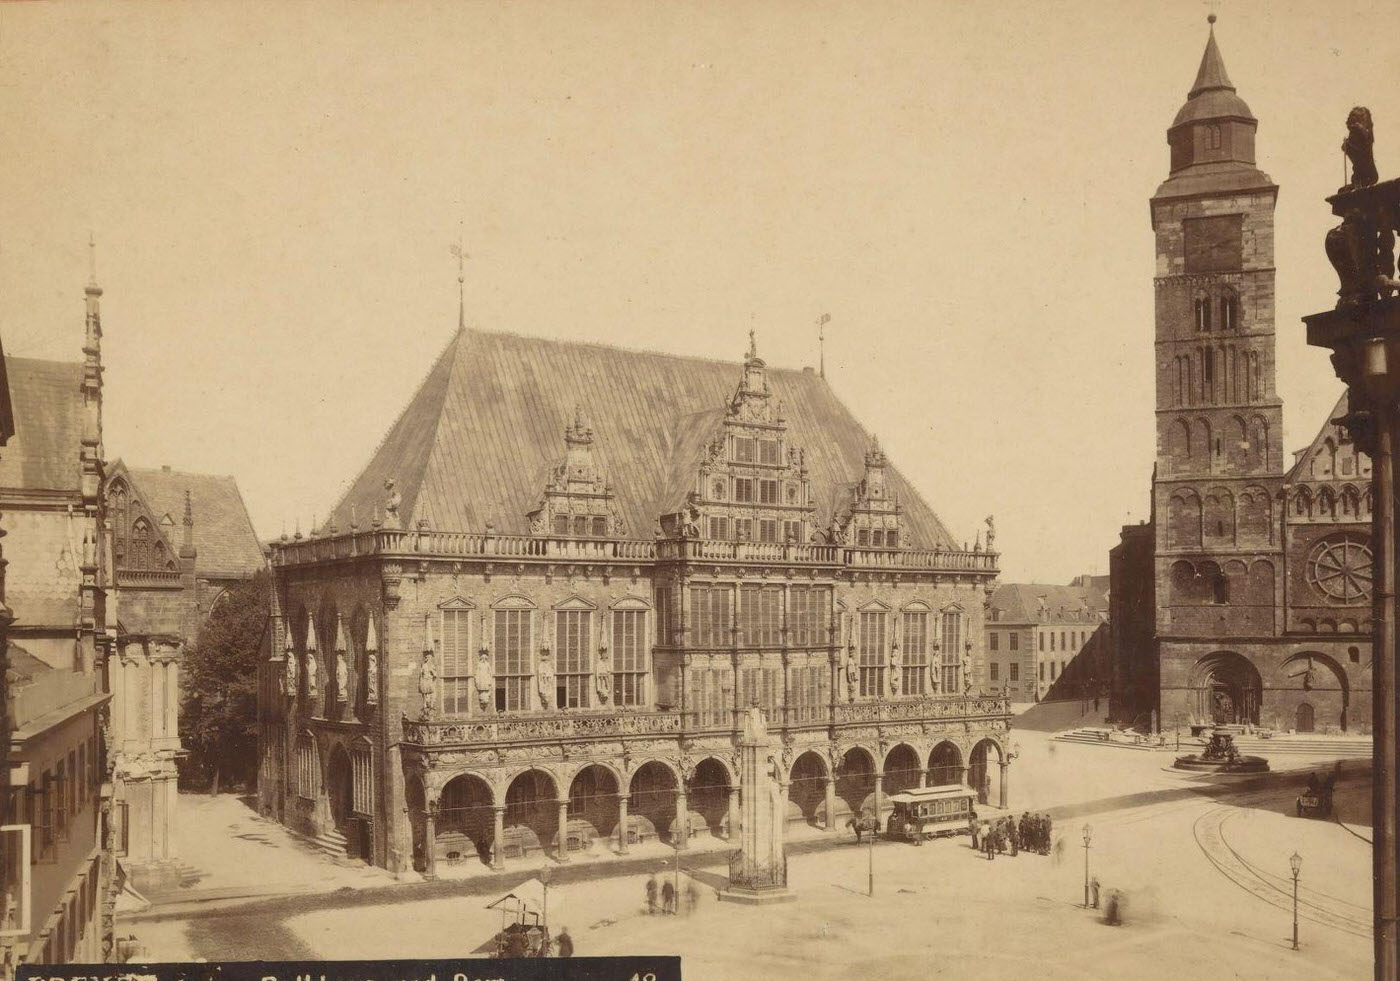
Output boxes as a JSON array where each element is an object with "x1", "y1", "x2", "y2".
[{"x1": 1306, "y1": 535, "x2": 1373, "y2": 603}]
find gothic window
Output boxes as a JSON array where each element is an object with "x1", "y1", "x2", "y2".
[
  {"x1": 858, "y1": 611, "x2": 886, "y2": 696},
  {"x1": 493, "y1": 609, "x2": 533, "y2": 712},
  {"x1": 612, "y1": 608, "x2": 647, "y2": 706},
  {"x1": 739, "y1": 585, "x2": 782, "y2": 646},
  {"x1": 555, "y1": 610, "x2": 591, "y2": 709},
  {"x1": 131, "y1": 518, "x2": 152, "y2": 570},
  {"x1": 1206, "y1": 124, "x2": 1223, "y2": 150},
  {"x1": 940, "y1": 611, "x2": 962, "y2": 693},
  {"x1": 788, "y1": 585, "x2": 830, "y2": 646},
  {"x1": 295, "y1": 734, "x2": 318, "y2": 799},
  {"x1": 734, "y1": 479, "x2": 754, "y2": 503},
  {"x1": 734, "y1": 437, "x2": 755, "y2": 463},
  {"x1": 351, "y1": 741, "x2": 373, "y2": 815},
  {"x1": 709, "y1": 516, "x2": 729, "y2": 540},
  {"x1": 690, "y1": 586, "x2": 732, "y2": 647},
  {"x1": 440, "y1": 609, "x2": 472, "y2": 715},
  {"x1": 1194, "y1": 295, "x2": 1212, "y2": 332},
  {"x1": 553, "y1": 514, "x2": 569, "y2": 535},
  {"x1": 758, "y1": 519, "x2": 778, "y2": 543},
  {"x1": 902, "y1": 610, "x2": 928, "y2": 696},
  {"x1": 759, "y1": 479, "x2": 779, "y2": 504}
]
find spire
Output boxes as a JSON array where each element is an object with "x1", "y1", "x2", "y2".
[
  {"x1": 1188, "y1": 15, "x2": 1234, "y2": 98},
  {"x1": 365, "y1": 613, "x2": 379, "y2": 652},
  {"x1": 451, "y1": 230, "x2": 468, "y2": 332},
  {"x1": 817, "y1": 313, "x2": 830, "y2": 378}
]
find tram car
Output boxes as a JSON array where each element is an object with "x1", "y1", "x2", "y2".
[{"x1": 885, "y1": 785, "x2": 979, "y2": 843}]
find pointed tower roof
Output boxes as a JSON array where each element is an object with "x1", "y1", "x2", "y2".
[{"x1": 1172, "y1": 17, "x2": 1254, "y2": 128}]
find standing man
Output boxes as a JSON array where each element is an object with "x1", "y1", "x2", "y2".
[
  {"x1": 662, "y1": 877, "x2": 676, "y2": 915},
  {"x1": 556, "y1": 927, "x2": 574, "y2": 957},
  {"x1": 646, "y1": 873, "x2": 659, "y2": 914},
  {"x1": 1008, "y1": 818, "x2": 1019, "y2": 857},
  {"x1": 685, "y1": 876, "x2": 701, "y2": 914}
]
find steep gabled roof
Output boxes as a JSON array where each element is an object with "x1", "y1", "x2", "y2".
[
  {"x1": 1285, "y1": 390, "x2": 1352, "y2": 483},
  {"x1": 0, "y1": 356, "x2": 85, "y2": 494},
  {"x1": 117, "y1": 463, "x2": 266, "y2": 578},
  {"x1": 989, "y1": 582, "x2": 1105, "y2": 626},
  {"x1": 325, "y1": 327, "x2": 959, "y2": 548}
]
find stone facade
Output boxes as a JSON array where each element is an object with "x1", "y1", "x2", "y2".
[
  {"x1": 257, "y1": 332, "x2": 1010, "y2": 876},
  {"x1": 1110, "y1": 23, "x2": 1373, "y2": 735}
]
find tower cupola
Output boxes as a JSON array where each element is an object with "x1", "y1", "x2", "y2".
[{"x1": 1166, "y1": 17, "x2": 1258, "y2": 176}]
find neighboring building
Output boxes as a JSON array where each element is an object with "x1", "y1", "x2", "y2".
[
  {"x1": 0, "y1": 270, "x2": 113, "y2": 973},
  {"x1": 1109, "y1": 21, "x2": 1373, "y2": 734},
  {"x1": 257, "y1": 328, "x2": 1010, "y2": 877},
  {"x1": 102, "y1": 462, "x2": 265, "y2": 880},
  {"x1": 984, "y1": 579, "x2": 1110, "y2": 703}
]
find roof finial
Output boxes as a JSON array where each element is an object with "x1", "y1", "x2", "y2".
[
  {"x1": 747, "y1": 328, "x2": 757, "y2": 360},
  {"x1": 87, "y1": 232, "x2": 98, "y2": 286},
  {"x1": 450, "y1": 227, "x2": 468, "y2": 332},
  {"x1": 817, "y1": 313, "x2": 830, "y2": 378}
]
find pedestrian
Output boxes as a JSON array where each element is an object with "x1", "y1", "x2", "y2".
[
  {"x1": 849, "y1": 811, "x2": 865, "y2": 845},
  {"x1": 1090, "y1": 877, "x2": 1101, "y2": 910},
  {"x1": 985, "y1": 825, "x2": 997, "y2": 861},
  {"x1": 968, "y1": 814, "x2": 979, "y2": 849},
  {"x1": 1009, "y1": 820, "x2": 1019, "y2": 857},
  {"x1": 996, "y1": 819, "x2": 1007, "y2": 854},
  {"x1": 662, "y1": 878, "x2": 676, "y2": 915},
  {"x1": 914, "y1": 815, "x2": 925, "y2": 846},
  {"x1": 646, "y1": 874, "x2": 658, "y2": 914},
  {"x1": 1045, "y1": 814, "x2": 1054, "y2": 854},
  {"x1": 556, "y1": 927, "x2": 573, "y2": 958},
  {"x1": 685, "y1": 877, "x2": 700, "y2": 914}
]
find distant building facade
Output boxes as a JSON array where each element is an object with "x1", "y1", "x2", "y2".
[
  {"x1": 0, "y1": 272, "x2": 113, "y2": 973},
  {"x1": 1110, "y1": 23, "x2": 1373, "y2": 734},
  {"x1": 984, "y1": 578, "x2": 1109, "y2": 703},
  {"x1": 257, "y1": 328, "x2": 1011, "y2": 876},
  {"x1": 102, "y1": 462, "x2": 265, "y2": 877}
]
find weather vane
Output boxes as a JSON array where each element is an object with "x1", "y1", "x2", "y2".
[
  {"x1": 450, "y1": 225, "x2": 469, "y2": 330},
  {"x1": 817, "y1": 313, "x2": 831, "y2": 378}
]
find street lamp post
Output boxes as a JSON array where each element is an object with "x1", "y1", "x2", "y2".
[
  {"x1": 1291, "y1": 852, "x2": 1303, "y2": 951},
  {"x1": 868, "y1": 817, "x2": 875, "y2": 897},
  {"x1": 539, "y1": 865, "x2": 551, "y2": 935},
  {"x1": 1302, "y1": 110, "x2": 1399, "y2": 981},
  {"x1": 1082, "y1": 824, "x2": 1092, "y2": 908}
]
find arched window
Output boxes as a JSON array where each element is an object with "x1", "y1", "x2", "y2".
[
  {"x1": 131, "y1": 518, "x2": 152, "y2": 570},
  {"x1": 1194, "y1": 295, "x2": 1212, "y2": 332},
  {"x1": 351, "y1": 740, "x2": 373, "y2": 815},
  {"x1": 1207, "y1": 124, "x2": 1222, "y2": 150},
  {"x1": 1220, "y1": 290, "x2": 1239, "y2": 330},
  {"x1": 295, "y1": 734, "x2": 318, "y2": 799}
]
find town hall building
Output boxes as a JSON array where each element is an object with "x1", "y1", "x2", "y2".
[
  {"x1": 256, "y1": 327, "x2": 1011, "y2": 875},
  {"x1": 1110, "y1": 20, "x2": 1373, "y2": 736}
]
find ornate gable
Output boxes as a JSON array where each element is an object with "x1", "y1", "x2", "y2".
[
  {"x1": 526, "y1": 407, "x2": 626, "y2": 538},
  {"x1": 833, "y1": 437, "x2": 905, "y2": 548},
  {"x1": 668, "y1": 333, "x2": 817, "y2": 543},
  {"x1": 106, "y1": 465, "x2": 180, "y2": 573}
]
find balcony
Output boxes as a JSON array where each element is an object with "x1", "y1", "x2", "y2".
[
  {"x1": 275, "y1": 529, "x2": 657, "y2": 566},
  {"x1": 115, "y1": 568, "x2": 183, "y2": 588},
  {"x1": 402, "y1": 709, "x2": 683, "y2": 747},
  {"x1": 832, "y1": 694, "x2": 1011, "y2": 725},
  {"x1": 656, "y1": 540, "x2": 840, "y2": 564}
]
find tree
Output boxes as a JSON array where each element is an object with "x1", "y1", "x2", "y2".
[{"x1": 179, "y1": 571, "x2": 269, "y2": 793}]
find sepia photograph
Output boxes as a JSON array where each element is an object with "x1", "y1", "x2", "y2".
[{"x1": 1, "y1": 2, "x2": 1398, "y2": 979}]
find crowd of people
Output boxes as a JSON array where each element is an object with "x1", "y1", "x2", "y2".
[
  {"x1": 646, "y1": 870, "x2": 703, "y2": 916},
  {"x1": 967, "y1": 812, "x2": 1054, "y2": 859}
]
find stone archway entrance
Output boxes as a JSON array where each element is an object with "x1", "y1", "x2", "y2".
[
  {"x1": 439, "y1": 773, "x2": 496, "y2": 866},
  {"x1": 788, "y1": 751, "x2": 828, "y2": 828},
  {"x1": 836, "y1": 748, "x2": 877, "y2": 822},
  {"x1": 567, "y1": 765, "x2": 621, "y2": 851},
  {"x1": 505, "y1": 769, "x2": 560, "y2": 860},
  {"x1": 1192, "y1": 651, "x2": 1263, "y2": 725},
  {"x1": 1283, "y1": 652, "x2": 1350, "y2": 732},
  {"x1": 689, "y1": 759, "x2": 731, "y2": 839},
  {"x1": 928, "y1": 741, "x2": 962, "y2": 787},
  {"x1": 882, "y1": 745, "x2": 922, "y2": 796},
  {"x1": 968, "y1": 739, "x2": 1002, "y2": 807},
  {"x1": 630, "y1": 761, "x2": 680, "y2": 846}
]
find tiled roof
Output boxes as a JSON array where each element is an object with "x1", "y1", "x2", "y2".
[
  {"x1": 119, "y1": 465, "x2": 266, "y2": 579},
  {"x1": 988, "y1": 582, "x2": 1106, "y2": 626},
  {"x1": 5, "y1": 642, "x2": 52, "y2": 684},
  {"x1": 0, "y1": 356, "x2": 85, "y2": 493},
  {"x1": 325, "y1": 328, "x2": 959, "y2": 548}
]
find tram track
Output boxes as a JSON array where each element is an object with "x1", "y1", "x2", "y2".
[{"x1": 1191, "y1": 805, "x2": 1371, "y2": 939}]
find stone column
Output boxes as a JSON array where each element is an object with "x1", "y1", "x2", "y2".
[
  {"x1": 423, "y1": 804, "x2": 437, "y2": 880},
  {"x1": 617, "y1": 795, "x2": 630, "y2": 854},
  {"x1": 959, "y1": 764, "x2": 969, "y2": 788},
  {"x1": 557, "y1": 800, "x2": 570, "y2": 862},
  {"x1": 110, "y1": 655, "x2": 125, "y2": 746},
  {"x1": 823, "y1": 778, "x2": 836, "y2": 831},
  {"x1": 675, "y1": 788, "x2": 689, "y2": 850},
  {"x1": 728, "y1": 787, "x2": 741, "y2": 840},
  {"x1": 872, "y1": 773, "x2": 884, "y2": 824},
  {"x1": 492, "y1": 805, "x2": 506, "y2": 870},
  {"x1": 165, "y1": 659, "x2": 179, "y2": 745},
  {"x1": 999, "y1": 761, "x2": 1010, "y2": 810},
  {"x1": 149, "y1": 655, "x2": 161, "y2": 741}
]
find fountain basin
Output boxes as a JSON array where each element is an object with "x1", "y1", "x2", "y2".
[{"x1": 1172, "y1": 753, "x2": 1269, "y2": 773}]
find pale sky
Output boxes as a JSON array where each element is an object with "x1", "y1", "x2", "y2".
[{"x1": 1, "y1": 0, "x2": 1397, "y2": 584}]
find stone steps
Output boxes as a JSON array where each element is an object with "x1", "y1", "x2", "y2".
[
  {"x1": 310, "y1": 828, "x2": 349, "y2": 861},
  {"x1": 1053, "y1": 728, "x2": 1161, "y2": 750}
]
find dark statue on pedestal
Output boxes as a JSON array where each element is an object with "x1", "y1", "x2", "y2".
[
  {"x1": 1324, "y1": 108, "x2": 1400, "y2": 309},
  {"x1": 1343, "y1": 107, "x2": 1378, "y2": 192}
]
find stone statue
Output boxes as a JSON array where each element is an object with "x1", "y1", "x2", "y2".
[
  {"x1": 961, "y1": 650, "x2": 972, "y2": 695},
  {"x1": 336, "y1": 648, "x2": 350, "y2": 703},
  {"x1": 365, "y1": 647, "x2": 379, "y2": 703},
  {"x1": 889, "y1": 643, "x2": 901, "y2": 696},
  {"x1": 283, "y1": 648, "x2": 298, "y2": 697},
  {"x1": 1342, "y1": 106, "x2": 1378, "y2": 191},
  {"x1": 384, "y1": 477, "x2": 402, "y2": 527},
  {"x1": 418, "y1": 649, "x2": 438, "y2": 720},
  {"x1": 984, "y1": 515, "x2": 996, "y2": 550},
  {"x1": 538, "y1": 650, "x2": 555, "y2": 709},
  {"x1": 596, "y1": 644, "x2": 611, "y2": 702},
  {"x1": 844, "y1": 645, "x2": 857, "y2": 700},
  {"x1": 474, "y1": 649, "x2": 492, "y2": 709},
  {"x1": 306, "y1": 653, "x2": 318, "y2": 700}
]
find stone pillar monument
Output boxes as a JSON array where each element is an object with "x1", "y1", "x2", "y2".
[{"x1": 719, "y1": 708, "x2": 795, "y2": 904}]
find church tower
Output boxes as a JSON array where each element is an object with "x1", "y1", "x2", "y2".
[{"x1": 1151, "y1": 18, "x2": 1283, "y2": 720}]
